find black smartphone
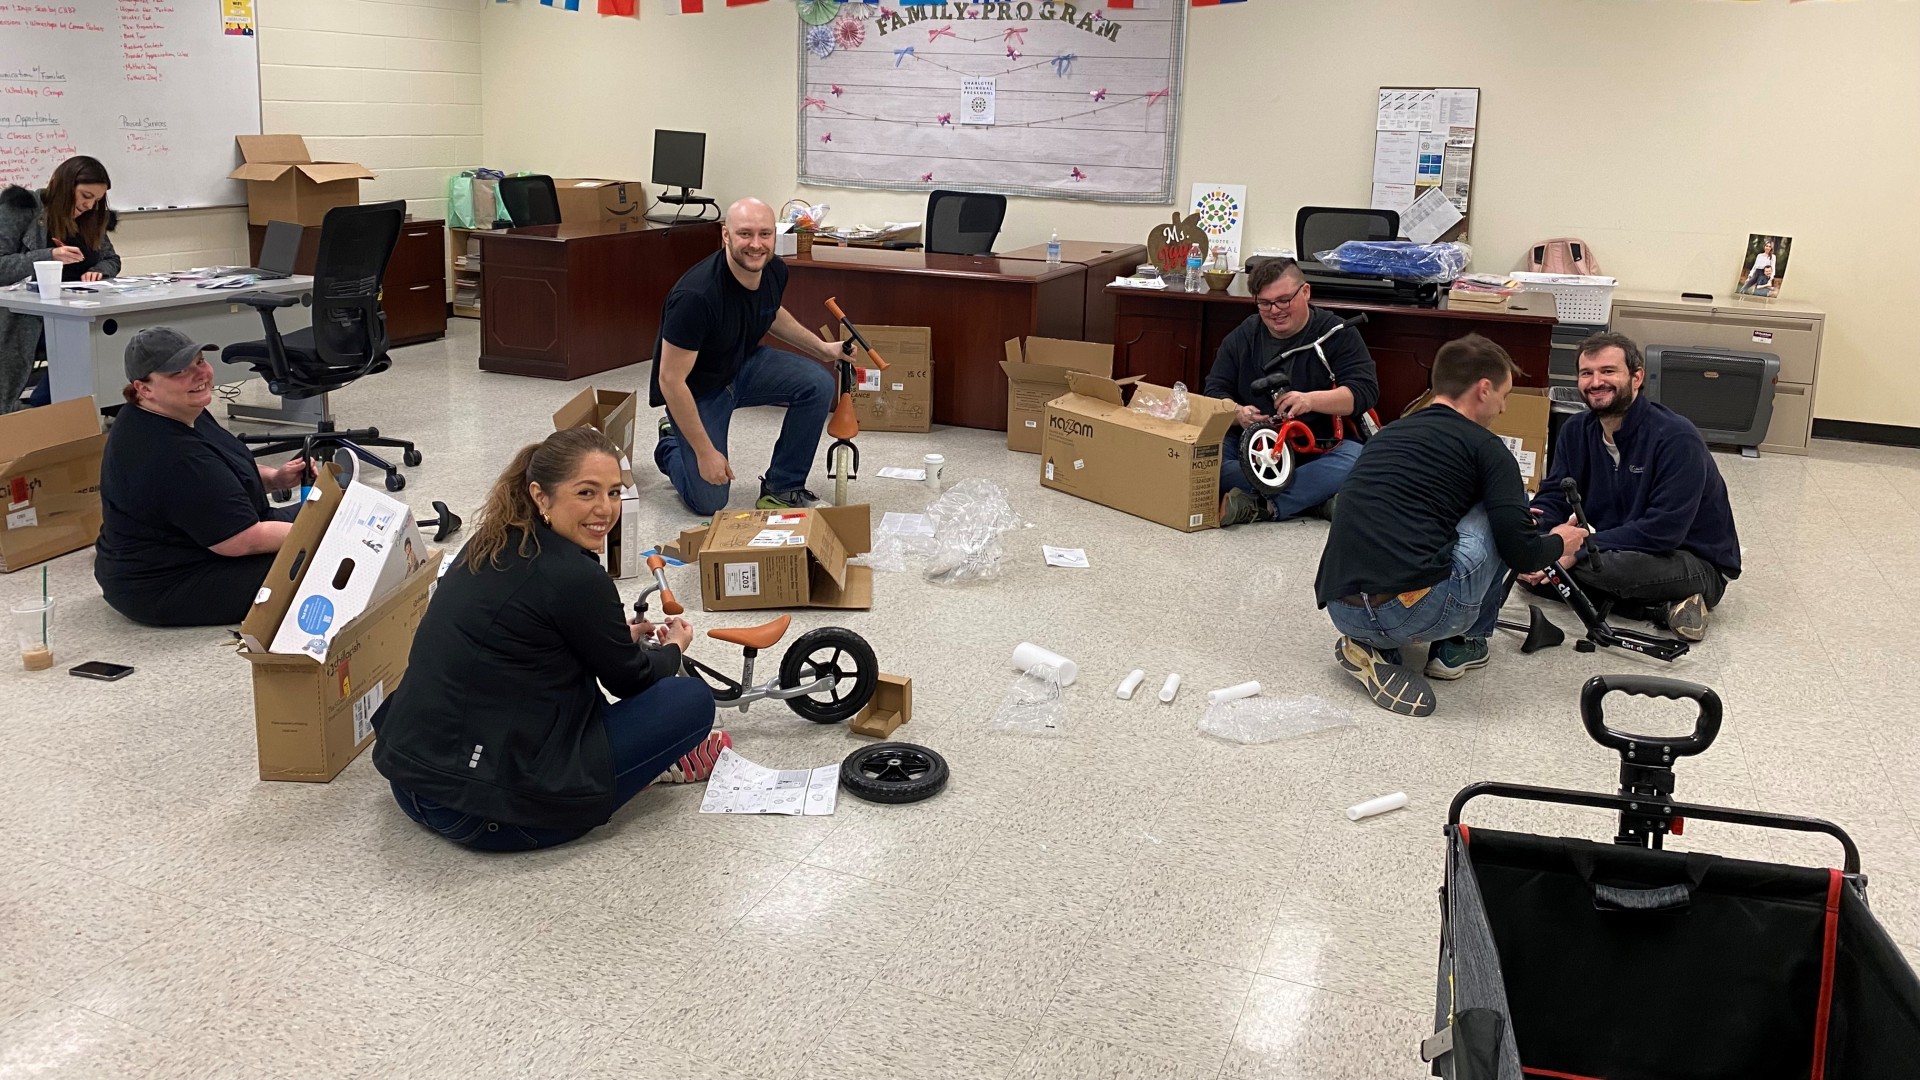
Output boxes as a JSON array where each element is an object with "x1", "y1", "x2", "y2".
[{"x1": 70, "y1": 661, "x2": 135, "y2": 681}]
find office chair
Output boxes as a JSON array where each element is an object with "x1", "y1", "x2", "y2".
[
  {"x1": 499, "y1": 174, "x2": 562, "y2": 227},
  {"x1": 884, "y1": 189, "x2": 1007, "y2": 255},
  {"x1": 1296, "y1": 206, "x2": 1399, "y2": 267},
  {"x1": 224, "y1": 201, "x2": 422, "y2": 493}
]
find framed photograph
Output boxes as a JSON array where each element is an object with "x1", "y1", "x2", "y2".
[{"x1": 1735, "y1": 234, "x2": 1791, "y2": 298}]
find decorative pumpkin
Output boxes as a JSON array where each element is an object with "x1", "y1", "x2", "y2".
[{"x1": 1147, "y1": 211, "x2": 1207, "y2": 275}]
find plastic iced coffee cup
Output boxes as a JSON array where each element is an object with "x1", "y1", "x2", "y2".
[{"x1": 13, "y1": 598, "x2": 54, "y2": 671}]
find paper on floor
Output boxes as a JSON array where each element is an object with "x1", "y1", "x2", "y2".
[
  {"x1": 1042, "y1": 545, "x2": 1089, "y2": 568},
  {"x1": 700, "y1": 747, "x2": 838, "y2": 815}
]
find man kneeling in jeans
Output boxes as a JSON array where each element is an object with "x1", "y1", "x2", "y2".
[
  {"x1": 652, "y1": 197, "x2": 843, "y2": 514},
  {"x1": 1521, "y1": 332, "x2": 1740, "y2": 642},
  {"x1": 1314, "y1": 335, "x2": 1586, "y2": 716}
]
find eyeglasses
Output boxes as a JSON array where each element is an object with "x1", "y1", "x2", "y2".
[{"x1": 1254, "y1": 284, "x2": 1307, "y2": 312}]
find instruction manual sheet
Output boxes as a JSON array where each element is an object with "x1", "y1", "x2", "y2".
[{"x1": 700, "y1": 747, "x2": 839, "y2": 816}]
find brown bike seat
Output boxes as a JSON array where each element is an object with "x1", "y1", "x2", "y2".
[{"x1": 707, "y1": 615, "x2": 791, "y2": 651}]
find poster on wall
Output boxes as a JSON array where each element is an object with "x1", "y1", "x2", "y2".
[
  {"x1": 797, "y1": 2, "x2": 1188, "y2": 202},
  {"x1": 1372, "y1": 86, "x2": 1478, "y2": 238},
  {"x1": 1188, "y1": 182, "x2": 1245, "y2": 265}
]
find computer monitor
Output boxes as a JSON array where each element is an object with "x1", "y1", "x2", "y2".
[{"x1": 651, "y1": 130, "x2": 707, "y2": 201}]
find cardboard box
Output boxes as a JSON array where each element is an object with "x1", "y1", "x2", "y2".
[
  {"x1": 0, "y1": 398, "x2": 105, "y2": 573},
  {"x1": 553, "y1": 178, "x2": 646, "y2": 225},
  {"x1": 1000, "y1": 336, "x2": 1114, "y2": 453},
  {"x1": 228, "y1": 135, "x2": 375, "y2": 226},
  {"x1": 1039, "y1": 373, "x2": 1237, "y2": 532},
  {"x1": 662, "y1": 524, "x2": 710, "y2": 564},
  {"x1": 850, "y1": 674, "x2": 912, "y2": 738},
  {"x1": 599, "y1": 485, "x2": 642, "y2": 579},
  {"x1": 553, "y1": 386, "x2": 638, "y2": 485},
  {"x1": 1491, "y1": 387, "x2": 1552, "y2": 494},
  {"x1": 697, "y1": 505, "x2": 872, "y2": 612},
  {"x1": 824, "y1": 324, "x2": 933, "y2": 433},
  {"x1": 268, "y1": 479, "x2": 425, "y2": 661},
  {"x1": 239, "y1": 469, "x2": 442, "y2": 782}
]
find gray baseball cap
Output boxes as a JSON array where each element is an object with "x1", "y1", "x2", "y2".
[{"x1": 124, "y1": 326, "x2": 216, "y2": 382}]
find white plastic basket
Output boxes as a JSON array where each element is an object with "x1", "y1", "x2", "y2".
[{"x1": 1511, "y1": 272, "x2": 1618, "y2": 323}]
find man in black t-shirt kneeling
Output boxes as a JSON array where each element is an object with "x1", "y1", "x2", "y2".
[
  {"x1": 1313, "y1": 336, "x2": 1587, "y2": 716},
  {"x1": 650, "y1": 197, "x2": 844, "y2": 514}
]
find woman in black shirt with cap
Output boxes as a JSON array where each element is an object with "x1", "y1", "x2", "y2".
[{"x1": 94, "y1": 326, "x2": 309, "y2": 626}]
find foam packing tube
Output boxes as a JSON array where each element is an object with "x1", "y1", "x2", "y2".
[
  {"x1": 1346, "y1": 792, "x2": 1409, "y2": 821},
  {"x1": 1115, "y1": 669, "x2": 1146, "y2": 700},
  {"x1": 1205, "y1": 681, "x2": 1261, "y2": 705},
  {"x1": 1158, "y1": 673, "x2": 1181, "y2": 703},
  {"x1": 1010, "y1": 642, "x2": 1078, "y2": 686}
]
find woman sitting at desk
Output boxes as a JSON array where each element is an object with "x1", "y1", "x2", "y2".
[
  {"x1": 94, "y1": 327, "x2": 310, "y2": 627},
  {"x1": 372, "y1": 428, "x2": 725, "y2": 852},
  {"x1": 0, "y1": 155, "x2": 120, "y2": 412}
]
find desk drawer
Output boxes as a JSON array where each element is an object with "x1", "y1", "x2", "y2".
[
  {"x1": 386, "y1": 224, "x2": 446, "y2": 288},
  {"x1": 384, "y1": 281, "x2": 447, "y2": 345}
]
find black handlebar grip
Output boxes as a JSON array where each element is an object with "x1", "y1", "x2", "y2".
[{"x1": 1580, "y1": 675, "x2": 1723, "y2": 757}]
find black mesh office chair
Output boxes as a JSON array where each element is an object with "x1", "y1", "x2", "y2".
[
  {"x1": 885, "y1": 189, "x2": 1007, "y2": 255},
  {"x1": 499, "y1": 174, "x2": 562, "y2": 227},
  {"x1": 1296, "y1": 206, "x2": 1399, "y2": 267},
  {"x1": 224, "y1": 201, "x2": 421, "y2": 492}
]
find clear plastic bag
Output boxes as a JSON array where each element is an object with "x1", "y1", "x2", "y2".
[
  {"x1": 1198, "y1": 694, "x2": 1355, "y2": 745},
  {"x1": 990, "y1": 664, "x2": 1067, "y2": 737},
  {"x1": 1312, "y1": 241, "x2": 1472, "y2": 284},
  {"x1": 1128, "y1": 380, "x2": 1191, "y2": 423},
  {"x1": 922, "y1": 479, "x2": 1021, "y2": 585}
]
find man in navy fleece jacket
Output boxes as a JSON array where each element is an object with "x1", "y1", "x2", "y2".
[{"x1": 1524, "y1": 332, "x2": 1740, "y2": 642}]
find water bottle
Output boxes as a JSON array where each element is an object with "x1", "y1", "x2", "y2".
[
  {"x1": 1046, "y1": 230, "x2": 1062, "y2": 264},
  {"x1": 1184, "y1": 243, "x2": 1204, "y2": 291}
]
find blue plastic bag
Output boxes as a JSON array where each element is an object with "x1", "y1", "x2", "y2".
[{"x1": 1313, "y1": 241, "x2": 1472, "y2": 283}]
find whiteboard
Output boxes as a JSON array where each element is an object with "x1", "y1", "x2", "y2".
[{"x1": 0, "y1": 0, "x2": 262, "y2": 210}]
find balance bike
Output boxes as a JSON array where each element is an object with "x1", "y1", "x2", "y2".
[
  {"x1": 822, "y1": 297, "x2": 889, "y2": 506},
  {"x1": 1238, "y1": 312, "x2": 1381, "y2": 496},
  {"x1": 634, "y1": 555, "x2": 879, "y2": 722}
]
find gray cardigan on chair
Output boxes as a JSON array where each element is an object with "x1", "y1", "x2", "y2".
[{"x1": 0, "y1": 185, "x2": 121, "y2": 412}]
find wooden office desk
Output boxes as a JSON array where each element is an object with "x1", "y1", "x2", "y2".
[
  {"x1": 781, "y1": 247, "x2": 1087, "y2": 430},
  {"x1": 1108, "y1": 277, "x2": 1557, "y2": 420},
  {"x1": 998, "y1": 241, "x2": 1146, "y2": 344},
  {"x1": 477, "y1": 219, "x2": 721, "y2": 380}
]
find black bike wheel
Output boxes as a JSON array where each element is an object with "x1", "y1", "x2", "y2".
[
  {"x1": 778, "y1": 626, "x2": 878, "y2": 723},
  {"x1": 840, "y1": 743, "x2": 949, "y2": 804},
  {"x1": 1240, "y1": 422, "x2": 1295, "y2": 496}
]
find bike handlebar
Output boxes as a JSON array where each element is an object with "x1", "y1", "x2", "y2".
[{"x1": 826, "y1": 295, "x2": 889, "y2": 370}]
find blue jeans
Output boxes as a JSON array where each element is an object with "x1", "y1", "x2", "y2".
[
  {"x1": 391, "y1": 676, "x2": 716, "y2": 852},
  {"x1": 654, "y1": 346, "x2": 836, "y2": 515},
  {"x1": 1219, "y1": 429, "x2": 1361, "y2": 522},
  {"x1": 1327, "y1": 505, "x2": 1509, "y2": 651}
]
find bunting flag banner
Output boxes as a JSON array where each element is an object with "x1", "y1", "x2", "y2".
[
  {"x1": 673, "y1": 0, "x2": 703, "y2": 12},
  {"x1": 728, "y1": 0, "x2": 773, "y2": 5},
  {"x1": 599, "y1": 0, "x2": 636, "y2": 12},
  {"x1": 1189, "y1": 0, "x2": 1246, "y2": 6},
  {"x1": 539, "y1": 0, "x2": 581, "y2": 8}
]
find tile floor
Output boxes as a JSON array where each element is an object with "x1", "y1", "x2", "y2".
[{"x1": 3, "y1": 320, "x2": 1916, "y2": 1078}]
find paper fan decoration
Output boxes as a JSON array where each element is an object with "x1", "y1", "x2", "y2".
[
  {"x1": 806, "y1": 24, "x2": 836, "y2": 57},
  {"x1": 797, "y1": 0, "x2": 840, "y2": 25},
  {"x1": 833, "y1": 12, "x2": 866, "y2": 48}
]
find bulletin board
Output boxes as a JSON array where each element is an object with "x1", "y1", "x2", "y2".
[
  {"x1": 795, "y1": 2, "x2": 1187, "y2": 203},
  {"x1": 1369, "y1": 87, "x2": 1479, "y2": 244}
]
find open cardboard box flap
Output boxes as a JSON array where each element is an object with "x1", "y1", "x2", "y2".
[
  {"x1": 1057, "y1": 372, "x2": 1237, "y2": 444},
  {"x1": 0, "y1": 398, "x2": 102, "y2": 468}
]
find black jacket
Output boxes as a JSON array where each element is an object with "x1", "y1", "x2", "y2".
[
  {"x1": 1529, "y1": 394, "x2": 1741, "y2": 579},
  {"x1": 1203, "y1": 307, "x2": 1379, "y2": 443},
  {"x1": 372, "y1": 525, "x2": 684, "y2": 830}
]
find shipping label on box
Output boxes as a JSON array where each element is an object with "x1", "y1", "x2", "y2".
[
  {"x1": 1000, "y1": 336, "x2": 1114, "y2": 453},
  {"x1": 695, "y1": 505, "x2": 873, "y2": 612},
  {"x1": 1039, "y1": 373, "x2": 1237, "y2": 532}
]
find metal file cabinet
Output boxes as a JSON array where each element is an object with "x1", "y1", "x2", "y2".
[{"x1": 1609, "y1": 290, "x2": 1824, "y2": 455}]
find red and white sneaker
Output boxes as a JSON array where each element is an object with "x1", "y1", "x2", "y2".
[{"x1": 655, "y1": 730, "x2": 731, "y2": 785}]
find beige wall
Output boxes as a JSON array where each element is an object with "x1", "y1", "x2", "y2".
[
  {"x1": 482, "y1": 0, "x2": 1918, "y2": 428},
  {"x1": 112, "y1": 0, "x2": 483, "y2": 278}
]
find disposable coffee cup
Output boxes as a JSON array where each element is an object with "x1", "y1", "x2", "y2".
[
  {"x1": 13, "y1": 597, "x2": 54, "y2": 671},
  {"x1": 923, "y1": 453, "x2": 945, "y2": 493},
  {"x1": 33, "y1": 260, "x2": 62, "y2": 300}
]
